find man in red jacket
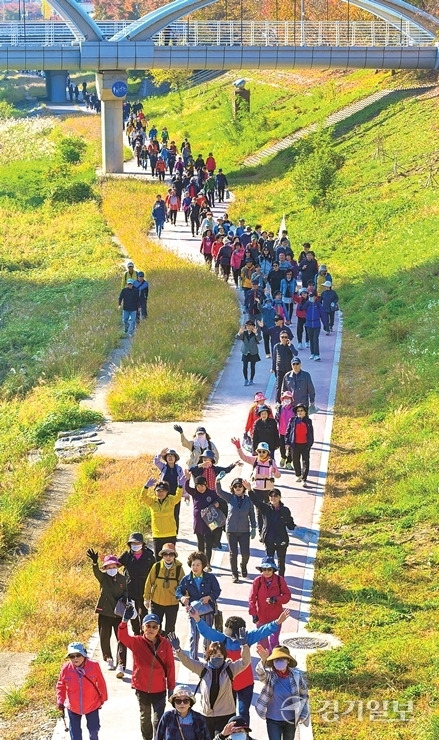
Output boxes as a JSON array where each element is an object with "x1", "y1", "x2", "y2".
[{"x1": 119, "y1": 609, "x2": 175, "y2": 740}]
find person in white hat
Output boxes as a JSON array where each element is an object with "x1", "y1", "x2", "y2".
[
  {"x1": 156, "y1": 685, "x2": 210, "y2": 740},
  {"x1": 56, "y1": 642, "x2": 107, "y2": 740}
]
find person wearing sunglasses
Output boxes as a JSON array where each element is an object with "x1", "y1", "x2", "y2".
[
  {"x1": 156, "y1": 684, "x2": 210, "y2": 740},
  {"x1": 56, "y1": 641, "x2": 107, "y2": 740},
  {"x1": 118, "y1": 609, "x2": 175, "y2": 740}
]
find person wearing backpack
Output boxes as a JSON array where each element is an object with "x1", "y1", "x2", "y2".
[
  {"x1": 168, "y1": 632, "x2": 250, "y2": 739},
  {"x1": 173, "y1": 424, "x2": 219, "y2": 468},
  {"x1": 176, "y1": 551, "x2": 221, "y2": 660},
  {"x1": 247, "y1": 490, "x2": 296, "y2": 578},
  {"x1": 215, "y1": 475, "x2": 256, "y2": 584},
  {"x1": 119, "y1": 609, "x2": 175, "y2": 740},
  {"x1": 118, "y1": 532, "x2": 155, "y2": 638},
  {"x1": 143, "y1": 543, "x2": 184, "y2": 634},
  {"x1": 248, "y1": 557, "x2": 291, "y2": 650},
  {"x1": 154, "y1": 447, "x2": 187, "y2": 533}
]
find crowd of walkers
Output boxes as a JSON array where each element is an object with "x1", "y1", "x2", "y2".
[{"x1": 60, "y1": 119, "x2": 343, "y2": 740}]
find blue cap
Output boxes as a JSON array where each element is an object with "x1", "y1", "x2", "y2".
[{"x1": 143, "y1": 613, "x2": 160, "y2": 625}]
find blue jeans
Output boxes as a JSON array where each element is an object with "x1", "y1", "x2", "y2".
[
  {"x1": 154, "y1": 218, "x2": 164, "y2": 237},
  {"x1": 267, "y1": 717, "x2": 296, "y2": 740},
  {"x1": 67, "y1": 709, "x2": 100, "y2": 740},
  {"x1": 236, "y1": 683, "x2": 254, "y2": 726},
  {"x1": 122, "y1": 310, "x2": 137, "y2": 336}
]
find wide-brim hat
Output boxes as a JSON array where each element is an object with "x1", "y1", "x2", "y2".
[
  {"x1": 200, "y1": 450, "x2": 215, "y2": 460},
  {"x1": 266, "y1": 644, "x2": 297, "y2": 668},
  {"x1": 256, "y1": 557, "x2": 278, "y2": 572},
  {"x1": 256, "y1": 405, "x2": 270, "y2": 415},
  {"x1": 159, "y1": 543, "x2": 178, "y2": 557},
  {"x1": 165, "y1": 448, "x2": 180, "y2": 462},
  {"x1": 169, "y1": 684, "x2": 196, "y2": 706},
  {"x1": 256, "y1": 442, "x2": 270, "y2": 452},
  {"x1": 103, "y1": 555, "x2": 121, "y2": 568}
]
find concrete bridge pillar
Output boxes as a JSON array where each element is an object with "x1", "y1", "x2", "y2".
[
  {"x1": 96, "y1": 71, "x2": 128, "y2": 174},
  {"x1": 45, "y1": 70, "x2": 67, "y2": 103}
]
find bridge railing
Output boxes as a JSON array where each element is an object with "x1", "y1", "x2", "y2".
[{"x1": 0, "y1": 19, "x2": 432, "y2": 47}]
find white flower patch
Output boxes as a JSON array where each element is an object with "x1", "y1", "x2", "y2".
[{"x1": 0, "y1": 117, "x2": 57, "y2": 165}]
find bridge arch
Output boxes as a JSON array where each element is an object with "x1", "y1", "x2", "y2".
[
  {"x1": 47, "y1": 0, "x2": 104, "y2": 40},
  {"x1": 108, "y1": 0, "x2": 438, "y2": 42}
]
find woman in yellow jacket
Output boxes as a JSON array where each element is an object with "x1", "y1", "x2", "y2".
[
  {"x1": 143, "y1": 543, "x2": 184, "y2": 633},
  {"x1": 142, "y1": 478, "x2": 185, "y2": 559}
]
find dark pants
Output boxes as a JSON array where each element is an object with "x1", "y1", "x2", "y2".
[
  {"x1": 67, "y1": 709, "x2": 100, "y2": 740},
  {"x1": 217, "y1": 185, "x2": 225, "y2": 201},
  {"x1": 169, "y1": 209, "x2": 177, "y2": 224},
  {"x1": 275, "y1": 370, "x2": 287, "y2": 402},
  {"x1": 232, "y1": 267, "x2": 241, "y2": 286},
  {"x1": 263, "y1": 331, "x2": 271, "y2": 355},
  {"x1": 153, "y1": 536, "x2": 177, "y2": 561},
  {"x1": 158, "y1": 171, "x2": 165, "y2": 181},
  {"x1": 296, "y1": 317, "x2": 309, "y2": 343},
  {"x1": 151, "y1": 602, "x2": 179, "y2": 634},
  {"x1": 190, "y1": 218, "x2": 199, "y2": 236},
  {"x1": 206, "y1": 714, "x2": 234, "y2": 739},
  {"x1": 279, "y1": 434, "x2": 292, "y2": 463},
  {"x1": 308, "y1": 326, "x2": 320, "y2": 356},
  {"x1": 265, "y1": 542, "x2": 288, "y2": 577},
  {"x1": 196, "y1": 531, "x2": 214, "y2": 564},
  {"x1": 135, "y1": 690, "x2": 166, "y2": 740},
  {"x1": 174, "y1": 500, "x2": 181, "y2": 532},
  {"x1": 236, "y1": 683, "x2": 254, "y2": 727},
  {"x1": 207, "y1": 190, "x2": 215, "y2": 207},
  {"x1": 221, "y1": 264, "x2": 231, "y2": 281},
  {"x1": 227, "y1": 531, "x2": 250, "y2": 577},
  {"x1": 292, "y1": 443, "x2": 310, "y2": 481},
  {"x1": 242, "y1": 355, "x2": 257, "y2": 381},
  {"x1": 203, "y1": 254, "x2": 213, "y2": 267},
  {"x1": 324, "y1": 309, "x2": 335, "y2": 331},
  {"x1": 97, "y1": 614, "x2": 126, "y2": 667},
  {"x1": 139, "y1": 299, "x2": 148, "y2": 319},
  {"x1": 267, "y1": 716, "x2": 296, "y2": 740}
]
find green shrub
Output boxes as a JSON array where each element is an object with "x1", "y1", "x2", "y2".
[
  {"x1": 29, "y1": 405, "x2": 103, "y2": 445},
  {"x1": 57, "y1": 136, "x2": 87, "y2": 164},
  {"x1": 49, "y1": 180, "x2": 95, "y2": 203}
]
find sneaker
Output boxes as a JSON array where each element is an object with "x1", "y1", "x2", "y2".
[
  {"x1": 279, "y1": 458, "x2": 286, "y2": 468},
  {"x1": 325, "y1": 331, "x2": 331, "y2": 336},
  {"x1": 265, "y1": 353, "x2": 271, "y2": 359},
  {"x1": 244, "y1": 379, "x2": 249, "y2": 386},
  {"x1": 309, "y1": 355, "x2": 315, "y2": 360},
  {"x1": 305, "y1": 342, "x2": 310, "y2": 348},
  {"x1": 302, "y1": 480, "x2": 308, "y2": 488},
  {"x1": 248, "y1": 380, "x2": 254, "y2": 385},
  {"x1": 241, "y1": 565, "x2": 248, "y2": 578},
  {"x1": 116, "y1": 664, "x2": 124, "y2": 679},
  {"x1": 106, "y1": 658, "x2": 114, "y2": 670},
  {"x1": 297, "y1": 343, "x2": 304, "y2": 350},
  {"x1": 296, "y1": 475, "x2": 303, "y2": 482},
  {"x1": 314, "y1": 355, "x2": 321, "y2": 361},
  {"x1": 232, "y1": 575, "x2": 240, "y2": 583},
  {"x1": 285, "y1": 462, "x2": 292, "y2": 470}
]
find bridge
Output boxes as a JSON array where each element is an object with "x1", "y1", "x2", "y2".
[{"x1": 3, "y1": 0, "x2": 437, "y2": 172}]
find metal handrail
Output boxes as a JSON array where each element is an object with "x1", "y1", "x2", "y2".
[{"x1": 0, "y1": 19, "x2": 432, "y2": 47}]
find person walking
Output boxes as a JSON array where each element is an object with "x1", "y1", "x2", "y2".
[
  {"x1": 176, "y1": 550, "x2": 221, "y2": 659},
  {"x1": 152, "y1": 194, "x2": 166, "y2": 238},
  {"x1": 281, "y1": 357, "x2": 316, "y2": 411},
  {"x1": 285, "y1": 403, "x2": 315, "y2": 488},
  {"x1": 169, "y1": 632, "x2": 251, "y2": 739},
  {"x1": 154, "y1": 447, "x2": 186, "y2": 533},
  {"x1": 133, "y1": 271, "x2": 149, "y2": 320},
  {"x1": 141, "y1": 479, "x2": 182, "y2": 559},
  {"x1": 173, "y1": 424, "x2": 219, "y2": 468},
  {"x1": 215, "y1": 474, "x2": 256, "y2": 583},
  {"x1": 248, "y1": 557, "x2": 290, "y2": 649},
  {"x1": 251, "y1": 406, "x2": 280, "y2": 459},
  {"x1": 56, "y1": 641, "x2": 108, "y2": 740},
  {"x1": 293, "y1": 288, "x2": 310, "y2": 349},
  {"x1": 85, "y1": 550, "x2": 128, "y2": 678},
  {"x1": 303, "y1": 291, "x2": 326, "y2": 361},
  {"x1": 255, "y1": 644, "x2": 310, "y2": 739},
  {"x1": 143, "y1": 543, "x2": 184, "y2": 634},
  {"x1": 271, "y1": 332, "x2": 298, "y2": 403},
  {"x1": 118, "y1": 533, "x2": 155, "y2": 637},
  {"x1": 248, "y1": 490, "x2": 295, "y2": 578},
  {"x1": 320, "y1": 280, "x2": 339, "y2": 334},
  {"x1": 118, "y1": 279, "x2": 139, "y2": 337},
  {"x1": 192, "y1": 608, "x2": 291, "y2": 728},
  {"x1": 184, "y1": 475, "x2": 221, "y2": 568},
  {"x1": 156, "y1": 685, "x2": 211, "y2": 740},
  {"x1": 215, "y1": 169, "x2": 228, "y2": 202},
  {"x1": 276, "y1": 391, "x2": 294, "y2": 469},
  {"x1": 237, "y1": 319, "x2": 261, "y2": 387},
  {"x1": 118, "y1": 609, "x2": 175, "y2": 740}
]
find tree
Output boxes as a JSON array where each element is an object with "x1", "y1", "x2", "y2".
[{"x1": 292, "y1": 128, "x2": 344, "y2": 209}]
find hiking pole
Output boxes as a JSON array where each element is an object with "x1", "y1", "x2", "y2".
[{"x1": 62, "y1": 708, "x2": 69, "y2": 733}]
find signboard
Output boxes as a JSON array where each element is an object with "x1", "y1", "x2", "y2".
[{"x1": 112, "y1": 81, "x2": 128, "y2": 98}]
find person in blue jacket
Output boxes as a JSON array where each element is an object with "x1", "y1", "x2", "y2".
[
  {"x1": 190, "y1": 606, "x2": 291, "y2": 726},
  {"x1": 176, "y1": 550, "x2": 221, "y2": 660},
  {"x1": 303, "y1": 291, "x2": 326, "y2": 362},
  {"x1": 279, "y1": 269, "x2": 296, "y2": 324},
  {"x1": 319, "y1": 281, "x2": 339, "y2": 334},
  {"x1": 152, "y1": 194, "x2": 166, "y2": 238}
]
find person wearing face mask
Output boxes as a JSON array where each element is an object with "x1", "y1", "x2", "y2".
[
  {"x1": 154, "y1": 447, "x2": 187, "y2": 533},
  {"x1": 118, "y1": 533, "x2": 155, "y2": 638},
  {"x1": 184, "y1": 474, "x2": 222, "y2": 569},
  {"x1": 142, "y1": 479, "x2": 182, "y2": 560},
  {"x1": 143, "y1": 543, "x2": 184, "y2": 634},
  {"x1": 156, "y1": 684, "x2": 210, "y2": 740},
  {"x1": 56, "y1": 641, "x2": 108, "y2": 740},
  {"x1": 303, "y1": 290, "x2": 326, "y2": 361},
  {"x1": 214, "y1": 475, "x2": 256, "y2": 583},
  {"x1": 191, "y1": 607, "x2": 291, "y2": 728},
  {"x1": 251, "y1": 406, "x2": 280, "y2": 459},
  {"x1": 119, "y1": 610, "x2": 175, "y2": 740},
  {"x1": 275, "y1": 391, "x2": 294, "y2": 469},
  {"x1": 247, "y1": 490, "x2": 296, "y2": 579},
  {"x1": 231, "y1": 439, "x2": 281, "y2": 538},
  {"x1": 176, "y1": 550, "x2": 221, "y2": 660},
  {"x1": 285, "y1": 404, "x2": 314, "y2": 489},
  {"x1": 248, "y1": 557, "x2": 291, "y2": 649},
  {"x1": 86, "y1": 550, "x2": 127, "y2": 675},
  {"x1": 213, "y1": 715, "x2": 252, "y2": 740},
  {"x1": 255, "y1": 644, "x2": 309, "y2": 738},
  {"x1": 168, "y1": 634, "x2": 250, "y2": 739},
  {"x1": 243, "y1": 391, "x2": 274, "y2": 448},
  {"x1": 173, "y1": 424, "x2": 219, "y2": 468}
]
